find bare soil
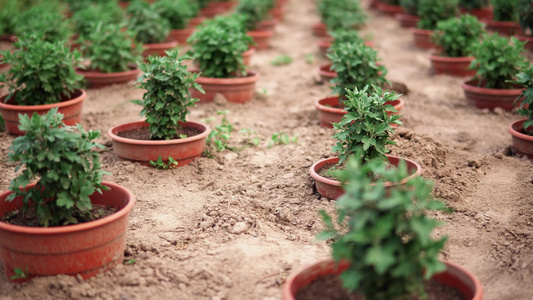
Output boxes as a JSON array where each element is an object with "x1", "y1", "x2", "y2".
[{"x1": 1, "y1": 0, "x2": 533, "y2": 299}]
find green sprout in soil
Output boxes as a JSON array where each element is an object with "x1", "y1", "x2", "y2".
[
  {"x1": 149, "y1": 156, "x2": 179, "y2": 169},
  {"x1": 271, "y1": 55, "x2": 294, "y2": 66},
  {"x1": 267, "y1": 131, "x2": 298, "y2": 148}
]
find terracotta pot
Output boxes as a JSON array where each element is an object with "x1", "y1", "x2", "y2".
[
  {"x1": 310, "y1": 156, "x2": 422, "y2": 200},
  {"x1": 269, "y1": 7, "x2": 285, "y2": 21},
  {"x1": 282, "y1": 259, "x2": 483, "y2": 300},
  {"x1": 188, "y1": 16, "x2": 206, "y2": 28},
  {"x1": 247, "y1": 30, "x2": 273, "y2": 51},
  {"x1": 377, "y1": 2, "x2": 405, "y2": 16},
  {"x1": 208, "y1": 1, "x2": 237, "y2": 10},
  {"x1": 509, "y1": 119, "x2": 533, "y2": 159},
  {"x1": 485, "y1": 20, "x2": 522, "y2": 36},
  {"x1": 411, "y1": 28, "x2": 438, "y2": 50},
  {"x1": 459, "y1": 6, "x2": 493, "y2": 20},
  {"x1": 76, "y1": 67, "x2": 141, "y2": 89},
  {"x1": 516, "y1": 35, "x2": 533, "y2": 52},
  {"x1": 190, "y1": 71, "x2": 259, "y2": 103},
  {"x1": 256, "y1": 19, "x2": 278, "y2": 32},
  {"x1": 429, "y1": 54, "x2": 476, "y2": 77},
  {"x1": 312, "y1": 23, "x2": 329, "y2": 38},
  {"x1": 0, "y1": 35, "x2": 17, "y2": 43},
  {"x1": 201, "y1": 1, "x2": 237, "y2": 17},
  {"x1": 118, "y1": 1, "x2": 130, "y2": 9},
  {"x1": 461, "y1": 79, "x2": 524, "y2": 111},
  {"x1": 242, "y1": 48, "x2": 255, "y2": 66},
  {"x1": 167, "y1": 27, "x2": 195, "y2": 44},
  {"x1": 318, "y1": 64, "x2": 336, "y2": 83},
  {"x1": 200, "y1": 6, "x2": 224, "y2": 18},
  {"x1": 0, "y1": 89, "x2": 86, "y2": 136},
  {"x1": 395, "y1": 13, "x2": 420, "y2": 28},
  {"x1": 315, "y1": 96, "x2": 404, "y2": 128},
  {"x1": 370, "y1": 0, "x2": 381, "y2": 9},
  {"x1": 142, "y1": 40, "x2": 178, "y2": 58},
  {"x1": 108, "y1": 121, "x2": 210, "y2": 166},
  {"x1": 0, "y1": 182, "x2": 134, "y2": 283}
]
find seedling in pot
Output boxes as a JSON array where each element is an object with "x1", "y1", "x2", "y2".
[
  {"x1": 431, "y1": 15, "x2": 485, "y2": 57},
  {"x1": 416, "y1": 0, "x2": 458, "y2": 30},
  {"x1": 513, "y1": 66, "x2": 533, "y2": 135}
]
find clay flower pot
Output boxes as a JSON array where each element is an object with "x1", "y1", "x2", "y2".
[
  {"x1": 396, "y1": 13, "x2": 420, "y2": 28},
  {"x1": 315, "y1": 96, "x2": 405, "y2": 128},
  {"x1": 190, "y1": 71, "x2": 260, "y2": 103},
  {"x1": 461, "y1": 79, "x2": 524, "y2": 111},
  {"x1": 318, "y1": 64, "x2": 336, "y2": 83},
  {"x1": 282, "y1": 259, "x2": 483, "y2": 300},
  {"x1": 309, "y1": 156, "x2": 422, "y2": 200},
  {"x1": 76, "y1": 67, "x2": 141, "y2": 89},
  {"x1": 411, "y1": 28, "x2": 438, "y2": 50},
  {"x1": 0, "y1": 182, "x2": 134, "y2": 283},
  {"x1": 108, "y1": 121, "x2": 210, "y2": 166},
  {"x1": 312, "y1": 23, "x2": 329, "y2": 38},
  {"x1": 509, "y1": 119, "x2": 533, "y2": 159},
  {"x1": 0, "y1": 35, "x2": 17, "y2": 43},
  {"x1": 142, "y1": 40, "x2": 178, "y2": 58},
  {"x1": 429, "y1": 54, "x2": 476, "y2": 77},
  {"x1": 459, "y1": 6, "x2": 493, "y2": 20},
  {"x1": 188, "y1": 16, "x2": 206, "y2": 28},
  {"x1": 485, "y1": 20, "x2": 522, "y2": 36},
  {"x1": 167, "y1": 27, "x2": 195, "y2": 44},
  {"x1": 242, "y1": 48, "x2": 255, "y2": 66},
  {"x1": 256, "y1": 19, "x2": 278, "y2": 32},
  {"x1": 269, "y1": 7, "x2": 285, "y2": 21},
  {"x1": 516, "y1": 35, "x2": 533, "y2": 52},
  {"x1": 0, "y1": 89, "x2": 86, "y2": 136},
  {"x1": 247, "y1": 30, "x2": 273, "y2": 51},
  {"x1": 377, "y1": 2, "x2": 405, "y2": 16}
]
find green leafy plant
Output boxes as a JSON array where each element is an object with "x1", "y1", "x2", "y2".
[
  {"x1": 328, "y1": 42, "x2": 388, "y2": 100},
  {"x1": 459, "y1": 0, "x2": 489, "y2": 9},
  {"x1": 0, "y1": 36, "x2": 83, "y2": 106},
  {"x1": 519, "y1": 0, "x2": 533, "y2": 36},
  {"x1": 513, "y1": 66, "x2": 533, "y2": 135},
  {"x1": 235, "y1": 0, "x2": 271, "y2": 31},
  {"x1": 319, "y1": 155, "x2": 447, "y2": 299},
  {"x1": 0, "y1": 0, "x2": 19, "y2": 37},
  {"x1": 204, "y1": 110, "x2": 235, "y2": 153},
  {"x1": 492, "y1": 0, "x2": 519, "y2": 22},
  {"x1": 13, "y1": 5, "x2": 72, "y2": 42},
  {"x1": 267, "y1": 132, "x2": 298, "y2": 148},
  {"x1": 150, "y1": 156, "x2": 179, "y2": 169},
  {"x1": 400, "y1": 0, "x2": 419, "y2": 15},
  {"x1": 64, "y1": 0, "x2": 114, "y2": 14},
  {"x1": 6, "y1": 108, "x2": 108, "y2": 227},
  {"x1": 153, "y1": 0, "x2": 197, "y2": 30},
  {"x1": 469, "y1": 34, "x2": 528, "y2": 89},
  {"x1": 431, "y1": 15, "x2": 485, "y2": 57},
  {"x1": 417, "y1": 0, "x2": 458, "y2": 30},
  {"x1": 318, "y1": 0, "x2": 367, "y2": 30},
  {"x1": 132, "y1": 49, "x2": 202, "y2": 140},
  {"x1": 126, "y1": 1, "x2": 170, "y2": 44},
  {"x1": 329, "y1": 29, "x2": 365, "y2": 47},
  {"x1": 271, "y1": 55, "x2": 293, "y2": 66},
  {"x1": 187, "y1": 15, "x2": 252, "y2": 78},
  {"x1": 71, "y1": 2, "x2": 124, "y2": 37},
  {"x1": 81, "y1": 22, "x2": 142, "y2": 73},
  {"x1": 332, "y1": 85, "x2": 401, "y2": 165}
]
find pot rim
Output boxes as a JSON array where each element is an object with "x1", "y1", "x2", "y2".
[
  {"x1": 484, "y1": 19, "x2": 521, "y2": 27},
  {"x1": 107, "y1": 120, "x2": 211, "y2": 146},
  {"x1": 309, "y1": 156, "x2": 422, "y2": 188},
  {"x1": 461, "y1": 79, "x2": 524, "y2": 95},
  {"x1": 509, "y1": 118, "x2": 533, "y2": 142},
  {"x1": 0, "y1": 89, "x2": 87, "y2": 111},
  {"x1": 312, "y1": 23, "x2": 327, "y2": 30},
  {"x1": 315, "y1": 96, "x2": 405, "y2": 115},
  {"x1": 282, "y1": 259, "x2": 483, "y2": 300},
  {"x1": 318, "y1": 64, "x2": 336, "y2": 77},
  {"x1": 75, "y1": 66, "x2": 140, "y2": 78},
  {"x1": 0, "y1": 181, "x2": 135, "y2": 234},
  {"x1": 242, "y1": 48, "x2": 256, "y2": 56},
  {"x1": 194, "y1": 70, "x2": 260, "y2": 84},
  {"x1": 247, "y1": 30, "x2": 274, "y2": 38},
  {"x1": 170, "y1": 27, "x2": 195, "y2": 33}
]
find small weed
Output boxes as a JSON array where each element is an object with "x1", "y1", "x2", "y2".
[
  {"x1": 125, "y1": 259, "x2": 136, "y2": 265},
  {"x1": 271, "y1": 55, "x2": 293, "y2": 66},
  {"x1": 149, "y1": 156, "x2": 178, "y2": 169},
  {"x1": 305, "y1": 53, "x2": 314, "y2": 64},
  {"x1": 267, "y1": 131, "x2": 298, "y2": 148},
  {"x1": 240, "y1": 128, "x2": 261, "y2": 146},
  {"x1": 10, "y1": 268, "x2": 28, "y2": 280}
]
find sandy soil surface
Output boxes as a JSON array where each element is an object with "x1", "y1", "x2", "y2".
[{"x1": 1, "y1": 0, "x2": 533, "y2": 299}]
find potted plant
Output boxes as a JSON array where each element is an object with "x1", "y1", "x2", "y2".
[
  {"x1": 316, "y1": 42, "x2": 404, "y2": 129},
  {"x1": 314, "y1": 0, "x2": 366, "y2": 37},
  {"x1": 236, "y1": 0, "x2": 274, "y2": 51},
  {"x1": 396, "y1": 0, "x2": 420, "y2": 28},
  {"x1": 459, "y1": 0, "x2": 493, "y2": 20},
  {"x1": 412, "y1": 0, "x2": 458, "y2": 49},
  {"x1": 462, "y1": 33, "x2": 528, "y2": 110},
  {"x1": 201, "y1": 0, "x2": 238, "y2": 18},
  {"x1": 311, "y1": 85, "x2": 420, "y2": 200},
  {"x1": 286, "y1": 156, "x2": 483, "y2": 300},
  {"x1": 484, "y1": 0, "x2": 521, "y2": 36},
  {"x1": 0, "y1": 0, "x2": 19, "y2": 42},
  {"x1": 509, "y1": 66, "x2": 533, "y2": 159},
  {"x1": 71, "y1": 1, "x2": 125, "y2": 40},
  {"x1": 153, "y1": 0, "x2": 197, "y2": 44},
  {"x1": 378, "y1": 0, "x2": 405, "y2": 16},
  {"x1": 0, "y1": 108, "x2": 135, "y2": 283},
  {"x1": 108, "y1": 49, "x2": 210, "y2": 167},
  {"x1": 126, "y1": 1, "x2": 176, "y2": 57},
  {"x1": 517, "y1": 0, "x2": 533, "y2": 51},
  {"x1": 13, "y1": 4, "x2": 72, "y2": 43},
  {"x1": 0, "y1": 36, "x2": 86, "y2": 136},
  {"x1": 76, "y1": 23, "x2": 142, "y2": 89},
  {"x1": 187, "y1": 16, "x2": 259, "y2": 103},
  {"x1": 429, "y1": 15, "x2": 485, "y2": 77}
]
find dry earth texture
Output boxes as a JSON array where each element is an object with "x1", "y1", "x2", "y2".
[{"x1": 1, "y1": 0, "x2": 533, "y2": 299}]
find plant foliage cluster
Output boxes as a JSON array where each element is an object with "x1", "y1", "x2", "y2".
[
  {"x1": 459, "y1": 0, "x2": 489, "y2": 9},
  {"x1": 492, "y1": 0, "x2": 519, "y2": 22},
  {"x1": 329, "y1": 29, "x2": 365, "y2": 48},
  {"x1": 235, "y1": 0, "x2": 273, "y2": 31},
  {"x1": 514, "y1": 66, "x2": 533, "y2": 135},
  {"x1": 318, "y1": 0, "x2": 367, "y2": 31},
  {"x1": 417, "y1": 0, "x2": 458, "y2": 30},
  {"x1": 431, "y1": 15, "x2": 485, "y2": 57},
  {"x1": 126, "y1": 1, "x2": 170, "y2": 44},
  {"x1": 519, "y1": 0, "x2": 533, "y2": 36},
  {"x1": 71, "y1": 2, "x2": 124, "y2": 37},
  {"x1": 399, "y1": 0, "x2": 419, "y2": 15},
  {"x1": 14, "y1": 4, "x2": 72, "y2": 43},
  {"x1": 153, "y1": 0, "x2": 198, "y2": 30}
]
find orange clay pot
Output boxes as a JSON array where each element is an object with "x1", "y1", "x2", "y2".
[
  {"x1": 411, "y1": 28, "x2": 438, "y2": 50},
  {"x1": 461, "y1": 79, "x2": 524, "y2": 111},
  {"x1": 190, "y1": 71, "x2": 259, "y2": 104},
  {"x1": 484, "y1": 20, "x2": 522, "y2": 36},
  {"x1": 377, "y1": 2, "x2": 405, "y2": 16},
  {"x1": 167, "y1": 28, "x2": 195, "y2": 44},
  {"x1": 396, "y1": 13, "x2": 420, "y2": 28},
  {"x1": 247, "y1": 30, "x2": 273, "y2": 51},
  {"x1": 76, "y1": 67, "x2": 141, "y2": 89},
  {"x1": 141, "y1": 40, "x2": 178, "y2": 58},
  {"x1": 509, "y1": 119, "x2": 533, "y2": 159},
  {"x1": 312, "y1": 23, "x2": 329, "y2": 38},
  {"x1": 242, "y1": 48, "x2": 255, "y2": 66},
  {"x1": 429, "y1": 54, "x2": 476, "y2": 77},
  {"x1": 0, "y1": 182, "x2": 134, "y2": 283}
]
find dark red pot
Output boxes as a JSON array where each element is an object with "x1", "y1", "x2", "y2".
[
  {"x1": 429, "y1": 54, "x2": 476, "y2": 77},
  {"x1": 76, "y1": 67, "x2": 141, "y2": 89},
  {"x1": 509, "y1": 119, "x2": 533, "y2": 159},
  {"x1": 377, "y1": 2, "x2": 405, "y2": 16},
  {"x1": 108, "y1": 121, "x2": 210, "y2": 167},
  {"x1": 167, "y1": 28, "x2": 195, "y2": 44},
  {"x1": 188, "y1": 17, "x2": 206, "y2": 28},
  {"x1": 485, "y1": 20, "x2": 522, "y2": 36},
  {"x1": 312, "y1": 23, "x2": 329, "y2": 38},
  {"x1": 516, "y1": 35, "x2": 533, "y2": 52},
  {"x1": 459, "y1": 6, "x2": 493, "y2": 20},
  {"x1": 461, "y1": 79, "x2": 524, "y2": 111},
  {"x1": 310, "y1": 156, "x2": 422, "y2": 200},
  {"x1": 142, "y1": 40, "x2": 178, "y2": 58},
  {"x1": 411, "y1": 28, "x2": 438, "y2": 50},
  {"x1": 256, "y1": 19, "x2": 278, "y2": 32},
  {"x1": 190, "y1": 71, "x2": 260, "y2": 104},
  {"x1": 396, "y1": 13, "x2": 420, "y2": 28},
  {"x1": 247, "y1": 30, "x2": 273, "y2": 51},
  {"x1": 318, "y1": 64, "x2": 336, "y2": 83}
]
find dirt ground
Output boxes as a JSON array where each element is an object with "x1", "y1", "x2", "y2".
[{"x1": 1, "y1": 0, "x2": 533, "y2": 299}]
